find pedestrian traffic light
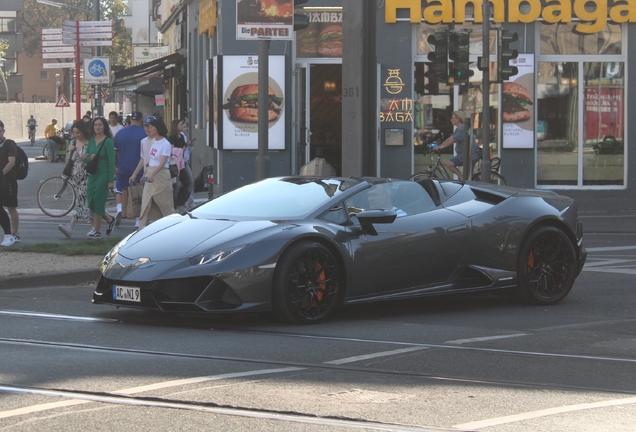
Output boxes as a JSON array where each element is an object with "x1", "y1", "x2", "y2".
[
  {"x1": 448, "y1": 30, "x2": 473, "y2": 84},
  {"x1": 427, "y1": 31, "x2": 448, "y2": 82},
  {"x1": 294, "y1": 0, "x2": 310, "y2": 31},
  {"x1": 498, "y1": 30, "x2": 519, "y2": 82}
]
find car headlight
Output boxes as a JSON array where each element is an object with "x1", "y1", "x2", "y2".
[{"x1": 189, "y1": 245, "x2": 246, "y2": 266}]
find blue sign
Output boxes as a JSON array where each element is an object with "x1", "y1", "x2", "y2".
[{"x1": 88, "y1": 59, "x2": 107, "y2": 78}]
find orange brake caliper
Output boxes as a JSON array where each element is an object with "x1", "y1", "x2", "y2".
[{"x1": 311, "y1": 262, "x2": 327, "y2": 306}]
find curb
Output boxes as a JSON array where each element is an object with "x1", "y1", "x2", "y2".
[{"x1": 0, "y1": 268, "x2": 101, "y2": 290}]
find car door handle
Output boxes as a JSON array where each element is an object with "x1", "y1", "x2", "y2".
[{"x1": 446, "y1": 224, "x2": 468, "y2": 234}]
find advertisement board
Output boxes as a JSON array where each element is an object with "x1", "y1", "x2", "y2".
[
  {"x1": 502, "y1": 54, "x2": 535, "y2": 149},
  {"x1": 217, "y1": 55, "x2": 285, "y2": 150},
  {"x1": 236, "y1": 0, "x2": 293, "y2": 40}
]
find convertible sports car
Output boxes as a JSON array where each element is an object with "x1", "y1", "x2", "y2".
[{"x1": 94, "y1": 176, "x2": 586, "y2": 324}]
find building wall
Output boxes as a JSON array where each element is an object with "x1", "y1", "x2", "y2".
[
  {"x1": 0, "y1": 102, "x2": 120, "y2": 140},
  {"x1": 17, "y1": 53, "x2": 64, "y2": 103}
]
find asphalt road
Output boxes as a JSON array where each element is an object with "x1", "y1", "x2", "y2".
[{"x1": 1, "y1": 237, "x2": 636, "y2": 429}]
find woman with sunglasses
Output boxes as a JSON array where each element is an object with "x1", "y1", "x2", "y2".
[
  {"x1": 131, "y1": 118, "x2": 174, "y2": 229},
  {"x1": 83, "y1": 117, "x2": 116, "y2": 238}
]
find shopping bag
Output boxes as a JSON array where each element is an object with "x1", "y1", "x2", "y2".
[
  {"x1": 127, "y1": 184, "x2": 143, "y2": 218},
  {"x1": 121, "y1": 188, "x2": 130, "y2": 218}
]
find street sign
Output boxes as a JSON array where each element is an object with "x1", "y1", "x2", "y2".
[
  {"x1": 78, "y1": 20, "x2": 113, "y2": 26},
  {"x1": 79, "y1": 40, "x2": 113, "y2": 47},
  {"x1": 79, "y1": 52, "x2": 92, "y2": 60},
  {"x1": 41, "y1": 34, "x2": 63, "y2": 41},
  {"x1": 77, "y1": 25, "x2": 114, "y2": 33},
  {"x1": 42, "y1": 40, "x2": 73, "y2": 47},
  {"x1": 41, "y1": 28, "x2": 62, "y2": 34},
  {"x1": 89, "y1": 89, "x2": 108, "y2": 99},
  {"x1": 75, "y1": 32, "x2": 113, "y2": 39},
  {"x1": 42, "y1": 62, "x2": 76, "y2": 69},
  {"x1": 42, "y1": 53, "x2": 75, "y2": 59},
  {"x1": 55, "y1": 94, "x2": 71, "y2": 108},
  {"x1": 42, "y1": 46, "x2": 75, "y2": 53},
  {"x1": 62, "y1": 25, "x2": 76, "y2": 33},
  {"x1": 84, "y1": 57, "x2": 110, "y2": 84},
  {"x1": 62, "y1": 38, "x2": 78, "y2": 45}
]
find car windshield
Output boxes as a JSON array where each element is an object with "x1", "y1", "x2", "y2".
[{"x1": 193, "y1": 177, "x2": 359, "y2": 220}]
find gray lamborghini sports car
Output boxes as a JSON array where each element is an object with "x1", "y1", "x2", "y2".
[{"x1": 93, "y1": 176, "x2": 586, "y2": 324}]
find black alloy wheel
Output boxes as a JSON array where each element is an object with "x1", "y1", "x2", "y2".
[
  {"x1": 273, "y1": 241, "x2": 342, "y2": 324},
  {"x1": 516, "y1": 226, "x2": 577, "y2": 305}
]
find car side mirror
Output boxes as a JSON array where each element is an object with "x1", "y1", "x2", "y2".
[{"x1": 355, "y1": 210, "x2": 397, "y2": 235}]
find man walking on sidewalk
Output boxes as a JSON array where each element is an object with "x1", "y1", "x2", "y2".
[
  {"x1": 113, "y1": 111, "x2": 146, "y2": 227},
  {"x1": 0, "y1": 120, "x2": 20, "y2": 246}
]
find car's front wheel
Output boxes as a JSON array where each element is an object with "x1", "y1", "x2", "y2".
[
  {"x1": 273, "y1": 241, "x2": 342, "y2": 324},
  {"x1": 516, "y1": 226, "x2": 577, "y2": 305}
]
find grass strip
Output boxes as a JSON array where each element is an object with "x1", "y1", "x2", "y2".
[{"x1": 5, "y1": 238, "x2": 123, "y2": 256}]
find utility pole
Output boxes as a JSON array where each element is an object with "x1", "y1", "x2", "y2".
[
  {"x1": 481, "y1": 0, "x2": 491, "y2": 182},
  {"x1": 255, "y1": 40, "x2": 271, "y2": 181},
  {"x1": 93, "y1": 0, "x2": 103, "y2": 117}
]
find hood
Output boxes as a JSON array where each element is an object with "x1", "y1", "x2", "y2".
[{"x1": 117, "y1": 215, "x2": 276, "y2": 261}]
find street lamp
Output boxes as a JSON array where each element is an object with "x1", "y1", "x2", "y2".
[{"x1": 0, "y1": 59, "x2": 9, "y2": 103}]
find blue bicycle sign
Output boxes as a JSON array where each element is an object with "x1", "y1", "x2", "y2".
[{"x1": 84, "y1": 57, "x2": 110, "y2": 84}]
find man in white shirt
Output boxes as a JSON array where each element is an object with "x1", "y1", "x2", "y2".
[{"x1": 108, "y1": 111, "x2": 124, "y2": 137}]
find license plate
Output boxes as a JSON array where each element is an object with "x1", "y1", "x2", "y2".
[{"x1": 113, "y1": 285, "x2": 141, "y2": 302}]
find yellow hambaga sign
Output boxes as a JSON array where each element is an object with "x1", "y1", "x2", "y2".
[{"x1": 385, "y1": 0, "x2": 636, "y2": 34}]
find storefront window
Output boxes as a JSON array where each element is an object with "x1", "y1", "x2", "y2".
[
  {"x1": 540, "y1": 23, "x2": 622, "y2": 55},
  {"x1": 583, "y1": 62, "x2": 624, "y2": 185},
  {"x1": 537, "y1": 62, "x2": 579, "y2": 185},
  {"x1": 295, "y1": 9, "x2": 343, "y2": 59}
]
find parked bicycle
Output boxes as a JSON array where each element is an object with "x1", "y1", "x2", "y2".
[
  {"x1": 37, "y1": 174, "x2": 116, "y2": 217},
  {"x1": 410, "y1": 143, "x2": 507, "y2": 185}
]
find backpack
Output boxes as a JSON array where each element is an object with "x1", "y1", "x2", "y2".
[{"x1": 15, "y1": 145, "x2": 29, "y2": 180}]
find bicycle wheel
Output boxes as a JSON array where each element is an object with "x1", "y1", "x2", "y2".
[
  {"x1": 37, "y1": 177, "x2": 76, "y2": 217},
  {"x1": 409, "y1": 171, "x2": 435, "y2": 181},
  {"x1": 472, "y1": 171, "x2": 507, "y2": 186}
]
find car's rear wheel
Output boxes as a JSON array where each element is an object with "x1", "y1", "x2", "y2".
[
  {"x1": 516, "y1": 226, "x2": 577, "y2": 305},
  {"x1": 273, "y1": 241, "x2": 342, "y2": 324}
]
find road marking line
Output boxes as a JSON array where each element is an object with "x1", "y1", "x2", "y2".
[
  {"x1": 582, "y1": 259, "x2": 633, "y2": 267},
  {"x1": 454, "y1": 396, "x2": 636, "y2": 430},
  {"x1": 0, "y1": 311, "x2": 117, "y2": 323},
  {"x1": 587, "y1": 246, "x2": 636, "y2": 252},
  {"x1": 445, "y1": 333, "x2": 528, "y2": 345},
  {"x1": 325, "y1": 347, "x2": 427, "y2": 365},
  {"x1": 582, "y1": 267, "x2": 636, "y2": 275}
]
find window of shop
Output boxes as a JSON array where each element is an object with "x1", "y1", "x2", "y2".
[
  {"x1": 537, "y1": 23, "x2": 625, "y2": 187},
  {"x1": 414, "y1": 24, "x2": 497, "y2": 176}
]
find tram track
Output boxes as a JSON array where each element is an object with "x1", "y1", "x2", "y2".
[{"x1": 2, "y1": 336, "x2": 636, "y2": 397}]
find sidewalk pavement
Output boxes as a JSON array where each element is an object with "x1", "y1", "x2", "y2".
[{"x1": 0, "y1": 191, "x2": 213, "y2": 291}]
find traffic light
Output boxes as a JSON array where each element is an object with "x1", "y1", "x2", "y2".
[
  {"x1": 498, "y1": 30, "x2": 519, "y2": 81},
  {"x1": 427, "y1": 31, "x2": 448, "y2": 82},
  {"x1": 294, "y1": 0, "x2": 309, "y2": 31},
  {"x1": 448, "y1": 30, "x2": 473, "y2": 84},
  {"x1": 423, "y1": 63, "x2": 440, "y2": 94}
]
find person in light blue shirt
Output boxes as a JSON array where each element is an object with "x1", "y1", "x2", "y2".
[{"x1": 367, "y1": 184, "x2": 406, "y2": 217}]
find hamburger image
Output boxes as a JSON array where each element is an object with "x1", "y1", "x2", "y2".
[
  {"x1": 222, "y1": 84, "x2": 283, "y2": 123},
  {"x1": 318, "y1": 25, "x2": 343, "y2": 57},
  {"x1": 297, "y1": 23, "x2": 319, "y2": 56},
  {"x1": 502, "y1": 81, "x2": 533, "y2": 122}
]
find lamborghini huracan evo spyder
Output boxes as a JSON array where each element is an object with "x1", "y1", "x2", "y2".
[{"x1": 94, "y1": 176, "x2": 586, "y2": 324}]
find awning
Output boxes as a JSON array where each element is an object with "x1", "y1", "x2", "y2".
[
  {"x1": 134, "y1": 79, "x2": 164, "y2": 97},
  {"x1": 111, "y1": 52, "x2": 183, "y2": 93}
]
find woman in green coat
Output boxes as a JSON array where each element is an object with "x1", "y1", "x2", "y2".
[{"x1": 83, "y1": 117, "x2": 116, "y2": 238}]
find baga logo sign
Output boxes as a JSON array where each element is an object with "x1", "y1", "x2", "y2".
[{"x1": 385, "y1": 0, "x2": 635, "y2": 34}]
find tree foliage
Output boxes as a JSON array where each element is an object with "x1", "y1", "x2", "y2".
[{"x1": 20, "y1": 0, "x2": 130, "y2": 68}]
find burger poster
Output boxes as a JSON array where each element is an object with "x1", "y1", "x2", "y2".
[
  {"x1": 295, "y1": 10, "x2": 343, "y2": 58},
  {"x1": 502, "y1": 54, "x2": 535, "y2": 149},
  {"x1": 218, "y1": 55, "x2": 286, "y2": 150}
]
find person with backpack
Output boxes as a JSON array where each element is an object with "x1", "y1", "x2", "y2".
[{"x1": 0, "y1": 120, "x2": 20, "y2": 246}]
